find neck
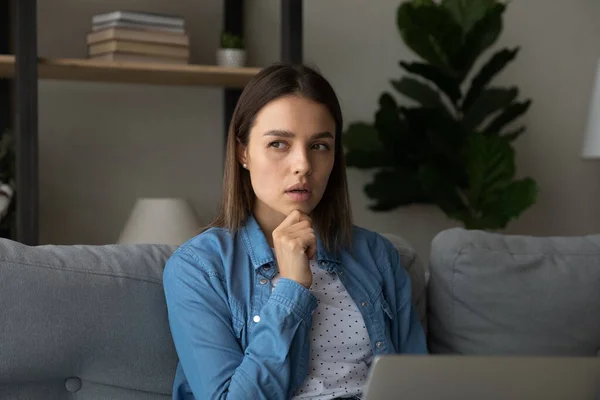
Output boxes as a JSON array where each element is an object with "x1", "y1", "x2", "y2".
[{"x1": 252, "y1": 202, "x2": 286, "y2": 248}]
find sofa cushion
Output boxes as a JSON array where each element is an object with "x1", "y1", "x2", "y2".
[
  {"x1": 0, "y1": 239, "x2": 177, "y2": 399},
  {"x1": 428, "y1": 228, "x2": 600, "y2": 356}
]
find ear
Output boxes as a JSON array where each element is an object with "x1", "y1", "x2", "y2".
[{"x1": 236, "y1": 140, "x2": 248, "y2": 167}]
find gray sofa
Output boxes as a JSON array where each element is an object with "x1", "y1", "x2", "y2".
[{"x1": 1, "y1": 227, "x2": 599, "y2": 399}]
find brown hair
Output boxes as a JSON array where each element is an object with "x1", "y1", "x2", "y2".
[{"x1": 204, "y1": 63, "x2": 352, "y2": 252}]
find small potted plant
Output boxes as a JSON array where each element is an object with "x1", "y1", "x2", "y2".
[{"x1": 217, "y1": 31, "x2": 246, "y2": 68}]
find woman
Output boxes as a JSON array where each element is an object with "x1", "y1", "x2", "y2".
[{"x1": 163, "y1": 64, "x2": 427, "y2": 400}]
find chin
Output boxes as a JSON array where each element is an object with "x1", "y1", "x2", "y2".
[
  {"x1": 279, "y1": 202, "x2": 315, "y2": 216},
  {"x1": 298, "y1": 200, "x2": 321, "y2": 214},
  {"x1": 258, "y1": 193, "x2": 323, "y2": 218}
]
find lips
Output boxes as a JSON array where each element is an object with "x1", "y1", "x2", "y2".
[
  {"x1": 285, "y1": 183, "x2": 311, "y2": 193},
  {"x1": 285, "y1": 183, "x2": 311, "y2": 202}
]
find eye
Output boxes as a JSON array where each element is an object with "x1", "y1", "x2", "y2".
[
  {"x1": 268, "y1": 141, "x2": 288, "y2": 149},
  {"x1": 312, "y1": 143, "x2": 330, "y2": 151}
]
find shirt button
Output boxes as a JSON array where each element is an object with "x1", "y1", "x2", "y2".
[
  {"x1": 338, "y1": 271, "x2": 344, "y2": 276},
  {"x1": 319, "y1": 261, "x2": 326, "y2": 266},
  {"x1": 259, "y1": 278, "x2": 268, "y2": 285},
  {"x1": 263, "y1": 265, "x2": 271, "y2": 270},
  {"x1": 253, "y1": 315, "x2": 261, "y2": 323},
  {"x1": 376, "y1": 341, "x2": 383, "y2": 348},
  {"x1": 361, "y1": 301, "x2": 368, "y2": 307}
]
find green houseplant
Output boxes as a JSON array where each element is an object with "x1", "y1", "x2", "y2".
[
  {"x1": 217, "y1": 31, "x2": 246, "y2": 68},
  {"x1": 220, "y1": 31, "x2": 244, "y2": 50},
  {"x1": 343, "y1": 0, "x2": 538, "y2": 230}
]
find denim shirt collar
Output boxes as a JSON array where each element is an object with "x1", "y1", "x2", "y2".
[{"x1": 240, "y1": 214, "x2": 341, "y2": 271}]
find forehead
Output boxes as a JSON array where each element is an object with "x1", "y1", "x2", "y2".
[{"x1": 251, "y1": 95, "x2": 336, "y2": 136}]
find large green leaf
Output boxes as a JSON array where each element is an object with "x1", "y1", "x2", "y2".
[
  {"x1": 464, "y1": 134, "x2": 537, "y2": 230},
  {"x1": 397, "y1": 2, "x2": 463, "y2": 73},
  {"x1": 483, "y1": 100, "x2": 532, "y2": 134},
  {"x1": 365, "y1": 168, "x2": 428, "y2": 210},
  {"x1": 401, "y1": 107, "x2": 454, "y2": 165},
  {"x1": 475, "y1": 178, "x2": 539, "y2": 229},
  {"x1": 374, "y1": 92, "x2": 405, "y2": 148},
  {"x1": 399, "y1": 61, "x2": 461, "y2": 104},
  {"x1": 399, "y1": 105, "x2": 465, "y2": 184},
  {"x1": 462, "y1": 88, "x2": 518, "y2": 131},
  {"x1": 418, "y1": 162, "x2": 467, "y2": 218},
  {"x1": 427, "y1": 129, "x2": 462, "y2": 164},
  {"x1": 455, "y1": 3, "x2": 506, "y2": 81},
  {"x1": 441, "y1": 0, "x2": 496, "y2": 33},
  {"x1": 391, "y1": 77, "x2": 445, "y2": 109},
  {"x1": 463, "y1": 48, "x2": 519, "y2": 111},
  {"x1": 404, "y1": 105, "x2": 464, "y2": 161},
  {"x1": 466, "y1": 134, "x2": 514, "y2": 209},
  {"x1": 493, "y1": 178, "x2": 538, "y2": 218},
  {"x1": 343, "y1": 122, "x2": 383, "y2": 152}
]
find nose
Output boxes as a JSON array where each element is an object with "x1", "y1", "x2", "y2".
[{"x1": 292, "y1": 146, "x2": 311, "y2": 176}]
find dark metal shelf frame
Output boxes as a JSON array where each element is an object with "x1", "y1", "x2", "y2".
[{"x1": 10, "y1": 0, "x2": 303, "y2": 245}]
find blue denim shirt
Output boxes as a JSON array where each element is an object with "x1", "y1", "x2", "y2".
[{"x1": 163, "y1": 215, "x2": 427, "y2": 400}]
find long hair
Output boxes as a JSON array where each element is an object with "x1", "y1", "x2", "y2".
[{"x1": 204, "y1": 63, "x2": 352, "y2": 252}]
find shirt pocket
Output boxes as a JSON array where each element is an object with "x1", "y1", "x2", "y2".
[
  {"x1": 230, "y1": 300, "x2": 246, "y2": 348},
  {"x1": 374, "y1": 294, "x2": 395, "y2": 351},
  {"x1": 381, "y1": 298, "x2": 394, "y2": 321}
]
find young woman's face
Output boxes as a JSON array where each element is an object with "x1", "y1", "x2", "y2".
[{"x1": 240, "y1": 94, "x2": 336, "y2": 225}]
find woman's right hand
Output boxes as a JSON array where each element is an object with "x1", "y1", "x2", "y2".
[{"x1": 272, "y1": 210, "x2": 316, "y2": 289}]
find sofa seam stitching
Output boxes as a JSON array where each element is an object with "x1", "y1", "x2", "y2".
[{"x1": 0, "y1": 260, "x2": 162, "y2": 284}]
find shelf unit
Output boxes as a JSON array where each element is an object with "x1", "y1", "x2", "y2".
[
  {"x1": 0, "y1": 55, "x2": 261, "y2": 87},
  {"x1": 6, "y1": 0, "x2": 303, "y2": 245}
]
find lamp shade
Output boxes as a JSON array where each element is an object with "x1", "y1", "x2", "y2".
[
  {"x1": 118, "y1": 198, "x2": 201, "y2": 246},
  {"x1": 583, "y1": 59, "x2": 600, "y2": 159}
]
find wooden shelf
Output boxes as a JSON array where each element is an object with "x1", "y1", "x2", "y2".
[{"x1": 0, "y1": 54, "x2": 260, "y2": 88}]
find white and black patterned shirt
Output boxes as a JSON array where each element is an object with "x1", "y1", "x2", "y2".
[{"x1": 271, "y1": 259, "x2": 372, "y2": 399}]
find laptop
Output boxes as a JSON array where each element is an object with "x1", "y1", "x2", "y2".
[{"x1": 362, "y1": 355, "x2": 600, "y2": 400}]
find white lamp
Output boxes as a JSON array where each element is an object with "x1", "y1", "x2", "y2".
[
  {"x1": 118, "y1": 198, "x2": 201, "y2": 246},
  {"x1": 583, "y1": 59, "x2": 600, "y2": 159}
]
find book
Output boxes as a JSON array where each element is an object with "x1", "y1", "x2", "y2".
[
  {"x1": 88, "y1": 52, "x2": 189, "y2": 65},
  {"x1": 91, "y1": 21, "x2": 185, "y2": 34},
  {"x1": 87, "y1": 28, "x2": 189, "y2": 47},
  {"x1": 88, "y1": 40, "x2": 190, "y2": 59},
  {"x1": 92, "y1": 11, "x2": 184, "y2": 28}
]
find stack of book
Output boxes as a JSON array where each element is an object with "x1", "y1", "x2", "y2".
[{"x1": 87, "y1": 11, "x2": 190, "y2": 64}]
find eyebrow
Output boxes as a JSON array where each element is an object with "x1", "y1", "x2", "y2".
[{"x1": 263, "y1": 130, "x2": 334, "y2": 140}]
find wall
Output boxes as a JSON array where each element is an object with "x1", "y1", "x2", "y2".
[
  {"x1": 246, "y1": 0, "x2": 600, "y2": 262},
  {"x1": 38, "y1": 0, "x2": 225, "y2": 244},
  {"x1": 38, "y1": 0, "x2": 600, "y2": 265}
]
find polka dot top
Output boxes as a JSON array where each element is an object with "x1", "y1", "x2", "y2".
[{"x1": 271, "y1": 259, "x2": 373, "y2": 399}]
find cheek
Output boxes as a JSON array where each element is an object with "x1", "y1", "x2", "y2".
[
  {"x1": 315, "y1": 154, "x2": 335, "y2": 185},
  {"x1": 249, "y1": 158, "x2": 282, "y2": 198}
]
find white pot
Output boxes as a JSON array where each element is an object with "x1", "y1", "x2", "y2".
[{"x1": 216, "y1": 48, "x2": 246, "y2": 68}]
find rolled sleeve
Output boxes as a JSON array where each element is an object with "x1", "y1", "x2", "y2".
[{"x1": 267, "y1": 278, "x2": 318, "y2": 323}]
